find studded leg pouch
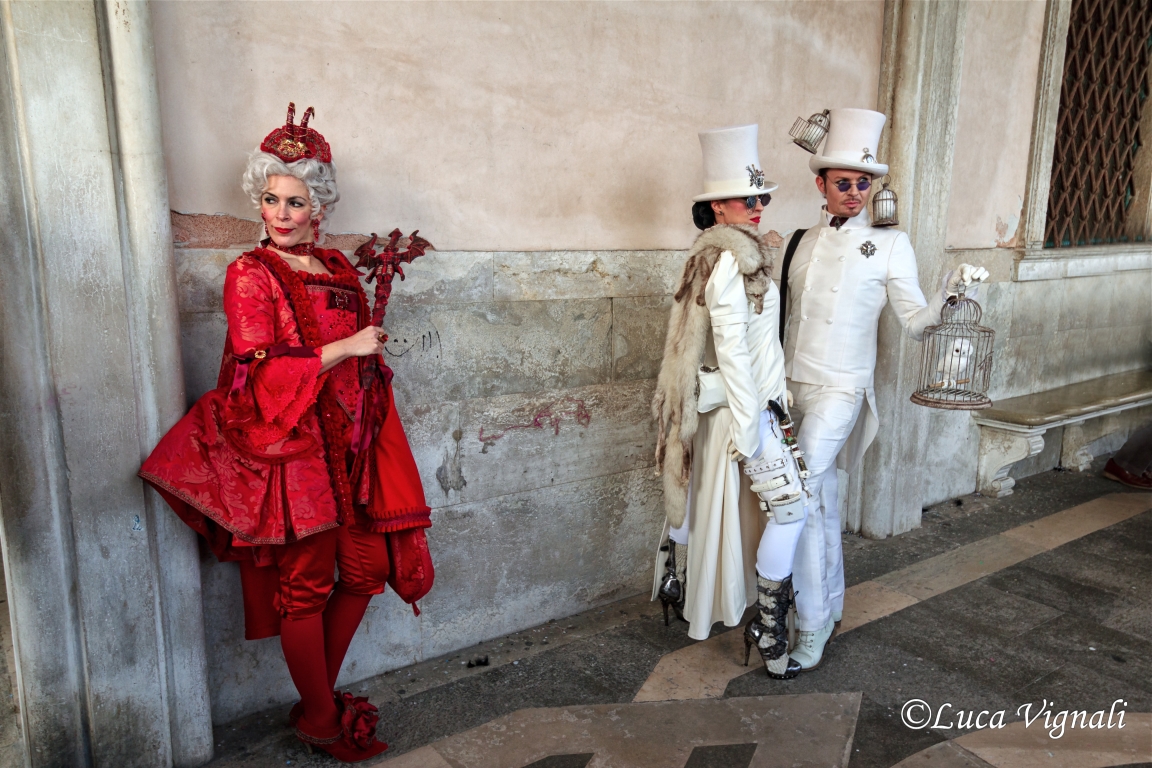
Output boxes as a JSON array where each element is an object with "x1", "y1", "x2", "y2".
[{"x1": 767, "y1": 491, "x2": 806, "y2": 523}]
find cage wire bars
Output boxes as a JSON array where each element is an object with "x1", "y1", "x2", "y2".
[{"x1": 911, "y1": 291, "x2": 995, "y2": 410}]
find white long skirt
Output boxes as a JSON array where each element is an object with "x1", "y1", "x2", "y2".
[{"x1": 651, "y1": 405, "x2": 765, "y2": 641}]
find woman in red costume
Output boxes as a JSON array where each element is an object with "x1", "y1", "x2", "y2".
[{"x1": 140, "y1": 104, "x2": 432, "y2": 762}]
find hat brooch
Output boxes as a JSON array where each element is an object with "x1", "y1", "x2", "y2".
[
  {"x1": 861, "y1": 147, "x2": 876, "y2": 164},
  {"x1": 746, "y1": 165, "x2": 766, "y2": 189}
]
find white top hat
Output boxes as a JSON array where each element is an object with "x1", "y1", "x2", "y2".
[
  {"x1": 693, "y1": 124, "x2": 778, "y2": 202},
  {"x1": 809, "y1": 108, "x2": 889, "y2": 176}
]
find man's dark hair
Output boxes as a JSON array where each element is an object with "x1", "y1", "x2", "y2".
[{"x1": 692, "y1": 201, "x2": 716, "y2": 230}]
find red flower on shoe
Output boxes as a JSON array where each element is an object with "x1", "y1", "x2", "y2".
[{"x1": 337, "y1": 691, "x2": 380, "y2": 749}]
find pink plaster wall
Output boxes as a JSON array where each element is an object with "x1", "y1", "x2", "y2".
[
  {"x1": 151, "y1": 1, "x2": 884, "y2": 251},
  {"x1": 945, "y1": 0, "x2": 1047, "y2": 250}
]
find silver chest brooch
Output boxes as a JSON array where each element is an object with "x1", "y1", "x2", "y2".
[{"x1": 860, "y1": 240, "x2": 876, "y2": 258}]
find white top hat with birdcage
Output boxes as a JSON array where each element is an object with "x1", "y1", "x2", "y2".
[
  {"x1": 693, "y1": 124, "x2": 778, "y2": 202},
  {"x1": 808, "y1": 108, "x2": 889, "y2": 177}
]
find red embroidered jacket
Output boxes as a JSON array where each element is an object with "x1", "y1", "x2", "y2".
[{"x1": 140, "y1": 247, "x2": 430, "y2": 560}]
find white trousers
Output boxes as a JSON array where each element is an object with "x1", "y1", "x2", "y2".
[
  {"x1": 668, "y1": 409, "x2": 805, "y2": 581},
  {"x1": 789, "y1": 383, "x2": 866, "y2": 631}
]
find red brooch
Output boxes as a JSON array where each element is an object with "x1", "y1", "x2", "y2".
[{"x1": 260, "y1": 102, "x2": 332, "y2": 163}]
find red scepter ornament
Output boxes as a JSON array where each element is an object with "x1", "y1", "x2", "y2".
[
  {"x1": 354, "y1": 228, "x2": 432, "y2": 329},
  {"x1": 346, "y1": 228, "x2": 433, "y2": 472}
]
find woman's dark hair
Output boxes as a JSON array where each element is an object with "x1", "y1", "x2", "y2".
[{"x1": 692, "y1": 200, "x2": 716, "y2": 230}]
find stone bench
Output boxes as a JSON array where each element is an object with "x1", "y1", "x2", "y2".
[{"x1": 972, "y1": 369, "x2": 1152, "y2": 497}]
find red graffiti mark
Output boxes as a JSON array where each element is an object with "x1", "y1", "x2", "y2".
[{"x1": 478, "y1": 397, "x2": 592, "y2": 443}]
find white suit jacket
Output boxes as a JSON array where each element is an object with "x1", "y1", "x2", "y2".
[
  {"x1": 705, "y1": 251, "x2": 787, "y2": 459},
  {"x1": 778, "y1": 209, "x2": 943, "y2": 388}
]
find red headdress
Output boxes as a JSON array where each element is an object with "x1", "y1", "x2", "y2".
[{"x1": 260, "y1": 102, "x2": 332, "y2": 163}]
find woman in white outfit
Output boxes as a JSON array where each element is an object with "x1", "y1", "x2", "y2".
[{"x1": 652, "y1": 125, "x2": 810, "y2": 679}]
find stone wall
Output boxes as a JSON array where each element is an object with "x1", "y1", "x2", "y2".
[{"x1": 176, "y1": 246, "x2": 685, "y2": 723}]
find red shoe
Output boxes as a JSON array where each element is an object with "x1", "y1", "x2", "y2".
[
  {"x1": 296, "y1": 692, "x2": 388, "y2": 764},
  {"x1": 1102, "y1": 459, "x2": 1152, "y2": 490}
]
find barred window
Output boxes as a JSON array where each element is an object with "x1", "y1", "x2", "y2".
[{"x1": 1045, "y1": 0, "x2": 1152, "y2": 248}]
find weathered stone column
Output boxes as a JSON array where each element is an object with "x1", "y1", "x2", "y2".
[
  {"x1": 854, "y1": 0, "x2": 970, "y2": 538},
  {"x1": 0, "y1": 1, "x2": 212, "y2": 765}
]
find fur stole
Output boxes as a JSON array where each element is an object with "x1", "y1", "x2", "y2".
[{"x1": 651, "y1": 224, "x2": 774, "y2": 528}]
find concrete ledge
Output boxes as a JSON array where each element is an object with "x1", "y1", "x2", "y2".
[{"x1": 1014, "y1": 243, "x2": 1152, "y2": 282}]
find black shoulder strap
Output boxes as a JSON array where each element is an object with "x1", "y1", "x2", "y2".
[{"x1": 778, "y1": 228, "x2": 808, "y2": 345}]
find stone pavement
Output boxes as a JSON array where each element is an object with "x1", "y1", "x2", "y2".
[{"x1": 200, "y1": 461, "x2": 1152, "y2": 768}]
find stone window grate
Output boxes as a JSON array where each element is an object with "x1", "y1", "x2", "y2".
[{"x1": 1045, "y1": 0, "x2": 1152, "y2": 248}]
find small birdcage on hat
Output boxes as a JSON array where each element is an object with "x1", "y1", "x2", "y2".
[
  {"x1": 871, "y1": 175, "x2": 899, "y2": 227},
  {"x1": 789, "y1": 109, "x2": 830, "y2": 154},
  {"x1": 911, "y1": 288, "x2": 995, "y2": 410}
]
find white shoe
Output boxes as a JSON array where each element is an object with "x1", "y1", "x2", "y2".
[
  {"x1": 832, "y1": 610, "x2": 842, "y2": 624},
  {"x1": 791, "y1": 617, "x2": 835, "y2": 671}
]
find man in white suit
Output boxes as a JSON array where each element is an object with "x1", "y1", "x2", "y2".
[{"x1": 777, "y1": 108, "x2": 988, "y2": 669}]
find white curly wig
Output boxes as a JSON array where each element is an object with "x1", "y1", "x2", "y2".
[{"x1": 242, "y1": 151, "x2": 340, "y2": 239}]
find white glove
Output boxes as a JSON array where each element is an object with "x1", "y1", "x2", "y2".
[
  {"x1": 727, "y1": 441, "x2": 748, "y2": 463},
  {"x1": 944, "y1": 263, "x2": 989, "y2": 298},
  {"x1": 786, "y1": 389, "x2": 794, "y2": 409}
]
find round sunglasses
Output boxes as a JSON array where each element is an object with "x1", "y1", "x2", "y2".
[
  {"x1": 738, "y1": 193, "x2": 773, "y2": 210},
  {"x1": 831, "y1": 179, "x2": 872, "y2": 193}
]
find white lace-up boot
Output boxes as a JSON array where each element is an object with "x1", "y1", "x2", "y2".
[{"x1": 791, "y1": 616, "x2": 835, "y2": 671}]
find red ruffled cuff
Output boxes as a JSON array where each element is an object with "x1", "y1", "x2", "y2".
[
  {"x1": 365, "y1": 508, "x2": 432, "y2": 533},
  {"x1": 225, "y1": 355, "x2": 324, "y2": 452}
]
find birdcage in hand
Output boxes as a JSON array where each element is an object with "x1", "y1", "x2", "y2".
[{"x1": 910, "y1": 289, "x2": 995, "y2": 410}]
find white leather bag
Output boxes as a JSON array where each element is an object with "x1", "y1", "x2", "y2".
[{"x1": 696, "y1": 366, "x2": 728, "y2": 413}]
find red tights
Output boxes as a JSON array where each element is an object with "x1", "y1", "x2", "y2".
[
  {"x1": 323, "y1": 587, "x2": 373, "y2": 687},
  {"x1": 281, "y1": 584, "x2": 374, "y2": 737},
  {"x1": 281, "y1": 614, "x2": 340, "y2": 737}
]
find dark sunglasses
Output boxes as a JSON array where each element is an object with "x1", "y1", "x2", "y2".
[
  {"x1": 740, "y1": 193, "x2": 773, "y2": 209},
  {"x1": 832, "y1": 179, "x2": 872, "y2": 193}
]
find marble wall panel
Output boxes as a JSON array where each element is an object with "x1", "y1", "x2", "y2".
[
  {"x1": 612, "y1": 295, "x2": 673, "y2": 382},
  {"x1": 1108, "y1": 272, "x2": 1152, "y2": 329},
  {"x1": 990, "y1": 334, "x2": 1044, "y2": 400},
  {"x1": 1046, "y1": 328, "x2": 1086, "y2": 390},
  {"x1": 977, "y1": 281, "x2": 1014, "y2": 342},
  {"x1": 403, "y1": 380, "x2": 658, "y2": 509},
  {"x1": 178, "y1": 312, "x2": 227, "y2": 405},
  {"x1": 916, "y1": 409, "x2": 980, "y2": 507},
  {"x1": 1007, "y1": 278, "x2": 1052, "y2": 339},
  {"x1": 174, "y1": 249, "x2": 234, "y2": 313},
  {"x1": 387, "y1": 251, "x2": 494, "y2": 306},
  {"x1": 492, "y1": 251, "x2": 682, "y2": 301},
  {"x1": 384, "y1": 298, "x2": 614, "y2": 405},
  {"x1": 1057, "y1": 274, "x2": 1109, "y2": 332},
  {"x1": 413, "y1": 467, "x2": 663, "y2": 660}
]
